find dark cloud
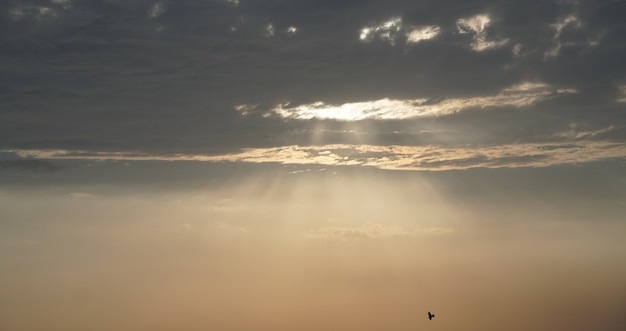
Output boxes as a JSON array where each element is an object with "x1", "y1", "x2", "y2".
[
  {"x1": 0, "y1": 159, "x2": 63, "y2": 172},
  {"x1": 0, "y1": 0, "x2": 625, "y2": 156}
]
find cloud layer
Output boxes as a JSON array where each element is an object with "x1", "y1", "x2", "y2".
[
  {"x1": 7, "y1": 137, "x2": 626, "y2": 171},
  {"x1": 256, "y1": 82, "x2": 575, "y2": 120},
  {"x1": 0, "y1": 0, "x2": 624, "y2": 165}
]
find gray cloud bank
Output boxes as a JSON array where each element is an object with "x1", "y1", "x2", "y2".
[{"x1": 1, "y1": 0, "x2": 625, "y2": 164}]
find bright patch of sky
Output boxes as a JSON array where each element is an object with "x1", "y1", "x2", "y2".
[
  {"x1": 456, "y1": 14, "x2": 509, "y2": 51},
  {"x1": 261, "y1": 82, "x2": 575, "y2": 120}
]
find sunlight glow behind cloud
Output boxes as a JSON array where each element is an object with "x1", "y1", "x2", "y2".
[{"x1": 265, "y1": 82, "x2": 575, "y2": 120}]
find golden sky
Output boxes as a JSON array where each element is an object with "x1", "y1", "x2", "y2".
[
  {"x1": 2, "y1": 0, "x2": 626, "y2": 330},
  {"x1": 1, "y1": 165, "x2": 625, "y2": 330}
]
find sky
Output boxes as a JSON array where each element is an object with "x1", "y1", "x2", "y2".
[{"x1": 1, "y1": 0, "x2": 626, "y2": 330}]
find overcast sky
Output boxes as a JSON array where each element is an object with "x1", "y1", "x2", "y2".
[{"x1": 1, "y1": 1, "x2": 626, "y2": 330}]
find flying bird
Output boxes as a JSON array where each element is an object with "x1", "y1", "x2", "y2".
[{"x1": 428, "y1": 311, "x2": 435, "y2": 320}]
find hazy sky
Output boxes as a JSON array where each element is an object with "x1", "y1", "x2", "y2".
[{"x1": 1, "y1": 0, "x2": 625, "y2": 330}]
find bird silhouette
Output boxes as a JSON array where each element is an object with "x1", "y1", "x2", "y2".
[{"x1": 428, "y1": 312, "x2": 435, "y2": 320}]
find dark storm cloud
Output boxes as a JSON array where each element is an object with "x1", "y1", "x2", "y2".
[{"x1": 1, "y1": 0, "x2": 625, "y2": 157}]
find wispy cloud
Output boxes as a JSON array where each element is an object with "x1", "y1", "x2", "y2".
[
  {"x1": 406, "y1": 25, "x2": 441, "y2": 44},
  {"x1": 550, "y1": 125, "x2": 624, "y2": 140},
  {"x1": 308, "y1": 224, "x2": 411, "y2": 240},
  {"x1": 617, "y1": 86, "x2": 626, "y2": 103},
  {"x1": 7, "y1": 139, "x2": 625, "y2": 171},
  {"x1": 359, "y1": 18, "x2": 441, "y2": 46},
  {"x1": 542, "y1": 9, "x2": 603, "y2": 60},
  {"x1": 545, "y1": 14, "x2": 582, "y2": 58},
  {"x1": 258, "y1": 82, "x2": 575, "y2": 120},
  {"x1": 552, "y1": 15, "x2": 582, "y2": 40},
  {"x1": 307, "y1": 224, "x2": 454, "y2": 240},
  {"x1": 51, "y1": 0, "x2": 72, "y2": 10},
  {"x1": 7, "y1": 0, "x2": 73, "y2": 22},
  {"x1": 359, "y1": 17, "x2": 403, "y2": 45},
  {"x1": 200, "y1": 142, "x2": 626, "y2": 171},
  {"x1": 8, "y1": 6, "x2": 57, "y2": 21},
  {"x1": 148, "y1": 2, "x2": 166, "y2": 19},
  {"x1": 68, "y1": 192, "x2": 96, "y2": 199},
  {"x1": 266, "y1": 23, "x2": 275, "y2": 37},
  {"x1": 456, "y1": 14, "x2": 509, "y2": 51}
]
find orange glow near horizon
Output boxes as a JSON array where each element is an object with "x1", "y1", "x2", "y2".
[{"x1": 1, "y1": 169, "x2": 625, "y2": 330}]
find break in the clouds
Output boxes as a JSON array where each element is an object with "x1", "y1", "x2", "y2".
[{"x1": 255, "y1": 82, "x2": 575, "y2": 120}]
